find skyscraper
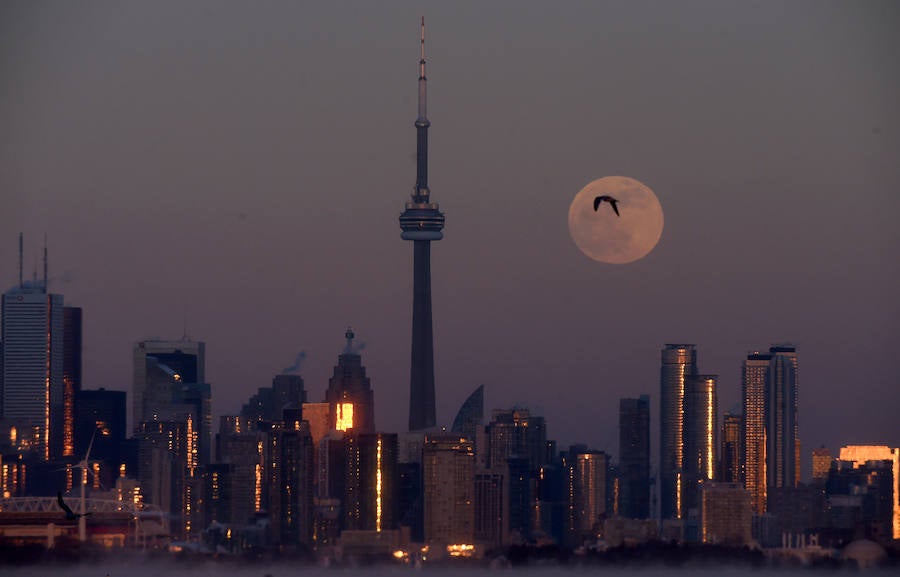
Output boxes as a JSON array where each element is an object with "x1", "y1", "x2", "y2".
[
  {"x1": 400, "y1": 19, "x2": 445, "y2": 432},
  {"x1": 133, "y1": 339, "x2": 205, "y2": 429},
  {"x1": 325, "y1": 328, "x2": 374, "y2": 434},
  {"x1": 343, "y1": 432, "x2": 398, "y2": 532},
  {"x1": 574, "y1": 450, "x2": 609, "y2": 539},
  {"x1": 485, "y1": 408, "x2": 548, "y2": 472},
  {"x1": 767, "y1": 345, "x2": 799, "y2": 490},
  {"x1": 719, "y1": 412, "x2": 742, "y2": 483},
  {"x1": 742, "y1": 351, "x2": 769, "y2": 514},
  {"x1": 619, "y1": 395, "x2": 650, "y2": 519},
  {"x1": 1, "y1": 279, "x2": 64, "y2": 461},
  {"x1": 682, "y1": 374, "x2": 718, "y2": 514},
  {"x1": 742, "y1": 345, "x2": 800, "y2": 514},
  {"x1": 74, "y1": 387, "x2": 126, "y2": 471},
  {"x1": 659, "y1": 344, "x2": 697, "y2": 520},
  {"x1": 423, "y1": 434, "x2": 474, "y2": 545},
  {"x1": 268, "y1": 420, "x2": 315, "y2": 547}
]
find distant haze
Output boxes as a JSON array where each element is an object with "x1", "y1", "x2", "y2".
[{"x1": 1, "y1": 1, "x2": 898, "y2": 470}]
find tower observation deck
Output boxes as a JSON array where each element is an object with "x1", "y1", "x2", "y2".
[{"x1": 400, "y1": 18, "x2": 444, "y2": 431}]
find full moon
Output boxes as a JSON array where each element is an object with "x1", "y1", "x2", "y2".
[{"x1": 568, "y1": 176, "x2": 664, "y2": 264}]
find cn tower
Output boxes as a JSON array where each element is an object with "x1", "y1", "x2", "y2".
[{"x1": 400, "y1": 18, "x2": 444, "y2": 432}]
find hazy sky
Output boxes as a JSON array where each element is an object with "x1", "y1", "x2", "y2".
[{"x1": 1, "y1": 1, "x2": 898, "y2": 470}]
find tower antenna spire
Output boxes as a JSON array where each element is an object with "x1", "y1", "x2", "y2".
[{"x1": 414, "y1": 16, "x2": 430, "y2": 200}]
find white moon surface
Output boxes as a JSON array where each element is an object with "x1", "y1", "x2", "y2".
[{"x1": 568, "y1": 176, "x2": 664, "y2": 264}]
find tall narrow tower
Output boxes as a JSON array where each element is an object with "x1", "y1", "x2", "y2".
[
  {"x1": 659, "y1": 344, "x2": 697, "y2": 520},
  {"x1": 400, "y1": 18, "x2": 444, "y2": 432}
]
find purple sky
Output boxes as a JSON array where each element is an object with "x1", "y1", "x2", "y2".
[{"x1": 2, "y1": 1, "x2": 898, "y2": 472}]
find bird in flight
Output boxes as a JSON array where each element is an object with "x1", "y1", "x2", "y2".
[
  {"x1": 593, "y1": 195, "x2": 620, "y2": 216},
  {"x1": 57, "y1": 492, "x2": 91, "y2": 521}
]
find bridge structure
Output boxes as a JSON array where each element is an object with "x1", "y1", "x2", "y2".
[{"x1": 0, "y1": 496, "x2": 168, "y2": 548}]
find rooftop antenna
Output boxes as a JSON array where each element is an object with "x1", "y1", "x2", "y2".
[
  {"x1": 43, "y1": 233, "x2": 48, "y2": 293},
  {"x1": 344, "y1": 326, "x2": 355, "y2": 354},
  {"x1": 18, "y1": 232, "x2": 23, "y2": 288}
]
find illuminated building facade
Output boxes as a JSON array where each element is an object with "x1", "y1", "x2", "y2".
[
  {"x1": 1, "y1": 283, "x2": 65, "y2": 461},
  {"x1": 742, "y1": 351, "x2": 770, "y2": 514},
  {"x1": 400, "y1": 20, "x2": 445, "y2": 432},
  {"x1": 343, "y1": 432, "x2": 398, "y2": 532},
  {"x1": 574, "y1": 450, "x2": 608, "y2": 538},
  {"x1": 325, "y1": 329, "x2": 374, "y2": 434},
  {"x1": 619, "y1": 395, "x2": 650, "y2": 519},
  {"x1": 74, "y1": 388, "x2": 126, "y2": 483},
  {"x1": 742, "y1": 345, "x2": 800, "y2": 514},
  {"x1": 659, "y1": 344, "x2": 697, "y2": 520},
  {"x1": 719, "y1": 412, "x2": 742, "y2": 483},
  {"x1": 811, "y1": 446, "x2": 832, "y2": 485},
  {"x1": 301, "y1": 402, "x2": 329, "y2": 448},
  {"x1": 268, "y1": 421, "x2": 315, "y2": 547},
  {"x1": 701, "y1": 482, "x2": 751, "y2": 546},
  {"x1": 423, "y1": 434, "x2": 474, "y2": 545},
  {"x1": 201, "y1": 463, "x2": 232, "y2": 528},
  {"x1": 682, "y1": 374, "x2": 718, "y2": 515},
  {"x1": 62, "y1": 306, "x2": 82, "y2": 458},
  {"x1": 837, "y1": 445, "x2": 899, "y2": 540},
  {"x1": 216, "y1": 428, "x2": 268, "y2": 527},
  {"x1": 135, "y1": 419, "x2": 190, "y2": 537}
]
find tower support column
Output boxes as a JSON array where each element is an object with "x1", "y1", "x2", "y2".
[{"x1": 409, "y1": 240, "x2": 436, "y2": 431}]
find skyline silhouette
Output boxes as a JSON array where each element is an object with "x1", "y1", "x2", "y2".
[{"x1": 1, "y1": 1, "x2": 897, "y2": 457}]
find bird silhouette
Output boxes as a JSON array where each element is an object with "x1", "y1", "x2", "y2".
[
  {"x1": 593, "y1": 195, "x2": 620, "y2": 216},
  {"x1": 57, "y1": 492, "x2": 91, "y2": 521}
]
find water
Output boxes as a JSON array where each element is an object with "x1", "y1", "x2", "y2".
[{"x1": 1, "y1": 564, "x2": 895, "y2": 577}]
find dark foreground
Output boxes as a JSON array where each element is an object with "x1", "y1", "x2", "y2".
[{"x1": 1, "y1": 540, "x2": 898, "y2": 574}]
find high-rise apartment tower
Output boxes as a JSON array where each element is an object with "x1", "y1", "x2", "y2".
[
  {"x1": 741, "y1": 345, "x2": 800, "y2": 514},
  {"x1": 659, "y1": 344, "x2": 697, "y2": 520},
  {"x1": 619, "y1": 395, "x2": 650, "y2": 519}
]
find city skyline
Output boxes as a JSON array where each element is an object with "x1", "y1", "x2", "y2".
[{"x1": 1, "y1": 1, "x2": 898, "y2": 459}]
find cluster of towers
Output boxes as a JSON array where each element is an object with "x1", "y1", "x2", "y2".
[
  {"x1": 654, "y1": 343, "x2": 801, "y2": 542},
  {"x1": 658, "y1": 344, "x2": 800, "y2": 521}
]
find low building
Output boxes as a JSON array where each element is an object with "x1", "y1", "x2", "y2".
[{"x1": 701, "y1": 482, "x2": 751, "y2": 546}]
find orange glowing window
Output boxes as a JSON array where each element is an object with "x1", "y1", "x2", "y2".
[{"x1": 335, "y1": 403, "x2": 354, "y2": 431}]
